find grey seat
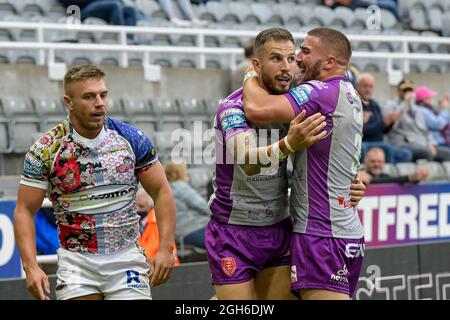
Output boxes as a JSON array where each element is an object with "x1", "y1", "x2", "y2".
[
  {"x1": 395, "y1": 162, "x2": 418, "y2": 177},
  {"x1": 428, "y1": 5, "x2": 444, "y2": 32},
  {"x1": 1, "y1": 96, "x2": 40, "y2": 152},
  {"x1": 442, "y1": 161, "x2": 450, "y2": 179},
  {"x1": 205, "y1": 1, "x2": 230, "y2": 23},
  {"x1": 410, "y1": 2, "x2": 429, "y2": 31},
  {"x1": 153, "y1": 131, "x2": 177, "y2": 154},
  {"x1": 382, "y1": 163, "x2": 399, "y2": 177},
  {"x1": 251, "y1": 3, "x2": 283, "y2": 25},
  {"x1": 33, "y1": 97, "x2": 65, "y2": 116},
  {"x1": 333, "y1": 6, "x2": 355, "y2": 29},
  {"x1": 177, "y1": 98, "x2": 205, "y2": 116},
  {"x1": 313, "y1": 6, "x2": 335, "y2": 27},
  {"x1": 203, "y1": 98, "x2": 221, "y2": 117},
  {"x1": 420, "y1": 161, "x2": 447, "y2": 182},
  {"x1": 228, "y1": 2, "x2": 260, "y2": 26},
  {"x1": 380, "y1": 8, "x2": 400, "y2": 30},
  {"x1": 151, "y1": 98, "x2": 181, "y2": 131},
  {"x1": 188, "y1": 167, "x2": 212, "y2": 199},
  {"x1": 107, "y1": 97, "x2": 125, "y2": 116}
]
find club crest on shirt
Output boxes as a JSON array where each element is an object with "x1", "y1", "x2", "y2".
[{"x1": 221, "y1": 256, "x2": 237, "y2": 277}]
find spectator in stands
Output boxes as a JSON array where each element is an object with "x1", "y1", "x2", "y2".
[
  {"x1": 356, "y1": 72, "x2": 412, "y2": 163},
  {"x1": 59, "y1": 1, "x2": 140, "y2": 27},
  {"x1": 324, "y1": 0, "x2": 400, "y2": 21},
  {"x1": 359, "y1": 147, "x2": 429, "y2": 185},
  {"x1": 158, "y1": 0, "x2": 208, "y2": 27},
  {"x1": 416, "y1": 86, "x2": 450, "y2": 147},
  {"x1": 136, "y1": 188, "x2": 180, "y2": 265},
  {"x1": 164, "y1": 162, "x2": 210, "y2": 249},
  {"x1": 385, "y1": 79, "x2": 450, "y2": 162},
  {"x1": 231, "y1": 40, "x2": 255, "y2": 92}
]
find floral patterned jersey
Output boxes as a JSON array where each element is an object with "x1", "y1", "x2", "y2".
[{"x1": 20, "y1": 117, "x2": 158, "y2": 255}]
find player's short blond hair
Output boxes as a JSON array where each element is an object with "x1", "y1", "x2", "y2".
[
  {"x1": 63, "y1": 65, "x2": 106, "y2": 96},
  {"x1": 164, "y1": 162, "x2": 189, "y2": 183}
]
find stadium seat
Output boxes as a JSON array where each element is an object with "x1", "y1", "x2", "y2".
[
  {"x1": 203, "y1": 98, "x2": 220, "y2": 117},
  {"x1": 333, "y1": 7, "x2": 355, "y2": 29},
  {"x1": 1, "y1": 96, "x2": 40, "y2": 152},
  {"x1": 410, "y1": 2, "x2": 429, "y2": 31},
  {"x1": 442, "y1": 161, "x2": 450, "y2": 179},
  {"x1": 188, "y1": 167, "x2": 212, "y2": 199},
  {"x1": 153, "y1": 130, "x2": 177, "y2": 154},
  {"x1": 382, "y1": 163, "x2": 399, "y2": 177},
  {"x1": 33, "y1": 97, "x2": 66, "y2": 116},
  {"x1": 395, "y1": 162, "x2": 417, "y2": 177},
  {"x1": 428, "y1": 5, "x2": 444, "y2": 32},
  {"x1": 420, "y1": 161, "x2": 447, "y2": 182}
]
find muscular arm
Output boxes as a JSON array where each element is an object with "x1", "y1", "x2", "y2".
[
  {"x1": 227, "y1": 112, "x2": 327, "y2": 176},
  {"x1": 14, "y1": 184, "x2": 49, "y2": 300},
  {"x1": 243, "y1": 76, "x2": 296, "y2": 125},
  {"x1": 138, "y1": 161, "x2": 176, "y2": 286},
  {"x1": 139, "y1": 161, "x2": 176, "y2": 256}
]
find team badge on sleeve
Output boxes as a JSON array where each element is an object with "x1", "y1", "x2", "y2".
[
  {"x1": 289, "y1": 84, "x2": 313, "y2": 106},
  {"x1": 219, "y1": 108, "x2": 247, "y2": 132}
]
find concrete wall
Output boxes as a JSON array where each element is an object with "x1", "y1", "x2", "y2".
[{"x1": 0, "y1": 65, "x2": 231, "y2": 100}]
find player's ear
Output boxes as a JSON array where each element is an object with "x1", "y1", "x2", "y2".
[
  {"x1": 64, "y1": 95, "x2": 73, "y2": 112},
  {"x1": 324, "y1": 55, "x2": 336, "y2": 70},
  {"x1": 252, "y1": 57, "x2": 261, "y2": 74}
]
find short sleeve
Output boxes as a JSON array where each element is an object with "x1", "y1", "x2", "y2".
[
  {"x1": 217, "y1": 106, "x2": 252, "y2": 141},
  {"x1": 20, "y1": 141, "x2": 51, "y2": 190},
  {"x1": 283, "y1": 83, "x2": 321, "y2": 117},
  {"x1": 134, "y1": 131, "x2": 158, "y2": 172}
]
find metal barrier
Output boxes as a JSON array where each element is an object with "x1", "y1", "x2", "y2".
[{"x1": 1, "y1": 21, "x2": 450, "y2": 72}]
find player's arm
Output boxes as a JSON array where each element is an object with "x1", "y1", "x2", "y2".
[
  {"x1": 14, "y1": 184, "x2": 50, "y2": 300},
  {"x1": 243, "y1": 75, "x2": 296, "y2": 125},
  {"x1": 138, "y1": 161, "x2": 176, "y2": 287},
  {"x1": 243, "y1": 68, "x2": 295, "y2": 125},
  {"x1": 228, "y1": 111, "x2": 327, "y2": 176}
]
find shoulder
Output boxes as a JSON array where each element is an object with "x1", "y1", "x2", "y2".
[{"x1": 29, "y1": 120, "x2": 69, "y2": 161}]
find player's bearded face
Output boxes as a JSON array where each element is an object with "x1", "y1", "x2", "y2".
[
  {"x1": 298, "y1": 59, "x2": 322, "y2": 82},
  {"x1": 259, "y1": 40, "x2": 297, "y2": 94}
]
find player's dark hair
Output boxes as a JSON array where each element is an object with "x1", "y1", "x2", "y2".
[
  {"x1": 254, "y1": 28, "x2": 295, "y2": 56},
  {"x1": 307, "y1": 27, "x2": 352, "y2": 65}
]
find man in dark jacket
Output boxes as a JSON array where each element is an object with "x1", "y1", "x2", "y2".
[{"x1": 359, "y1": 147, "x2": 429, "y2": 185}]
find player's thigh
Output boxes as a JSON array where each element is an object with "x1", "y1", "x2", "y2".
[
  {"x1": 254, "y1": 265, "x2": 296, "y2": 300},
  {"x1": 69, "y1": 293, "x2": 104, "y2": 300},
  {"x1": 214, "y1": 279, "x2": 255, "y2": 300},
  {"x1": 300, "y1": 289, "x2": 349, "y2": 300}
]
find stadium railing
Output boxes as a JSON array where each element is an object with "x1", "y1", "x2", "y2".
[{"x1": 1, "y1": 21, "x2": 450, "y2": 72}]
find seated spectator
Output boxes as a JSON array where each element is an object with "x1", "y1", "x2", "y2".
[
  {"x1": 324, "y1": 0, "x2": 400, "y2": 21},
  {"x1": 231, "y1": 40, "x2": 255, "y2": 92},
  {"x1": 158, "y1": 0, "x2": 208, "y2": 27},
  {"x1": 384, "y1": 79, "x2": 450, "y2": 162},
  {"x1": 416, "y1": 86, "x2": 450, "y2": 147},
  {"x1": 136, "y1": 188, "x2": 180, "y2": 265},
  {"x1": 359, "y1": 148, "x2": 429, "y2": 185},
  {"x1": 59, "y1": 0, "x2": 140, "y2": 26},
  {"x1": 164, "y1": 162, "x2": 210, "y2": 249},
  {"x1": 357, "y1": 73, "x2": 412, "y2": 164}
]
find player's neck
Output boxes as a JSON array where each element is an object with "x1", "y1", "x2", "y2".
[
  {"x1": 318, "y1": 70, "x2": 347, "y2": 82},
  {"x1": 70, "y1": 116, "x2": 103, "y2": 140}
]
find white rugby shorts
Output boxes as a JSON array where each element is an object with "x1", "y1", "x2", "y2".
[{"x1": 55, "y1": 243, "x2": 151, "y2": 300}]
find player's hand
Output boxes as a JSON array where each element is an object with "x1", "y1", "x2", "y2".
[
  {"x1": 350, "y1": 175, "x2": 366, "y2": 207},
  {"x1": 286, "y1": 111, "x2": 327, "y2": 151},
  {"x1": 148, "y1": 249, "x2": 175, "y2": 287},
  {"x1": 25, "y1": 265, "x2": 50, "y2": 300}
]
